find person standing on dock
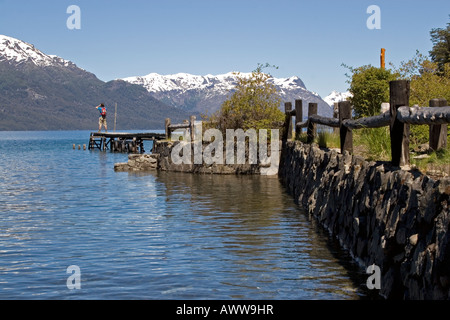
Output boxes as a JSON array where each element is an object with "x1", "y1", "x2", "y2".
[{"x1": 95, "y1": 103, "x2": 108, "y2": 132}]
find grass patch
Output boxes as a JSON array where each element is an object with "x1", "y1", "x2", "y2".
[
  {"x1": 316, "y1": 130, "x2": 340, "y2": 149},
  {"x1": 294, "y1": 126, "x2": 449, "y2": 179},
  {"x1": 295, "y1": 132, "x2": 308, "y2": 143},
  {"x1": 354, "y1": 127, "x2": 391, "y2": 161},
  {"x1": 411, "y1": 147, "x2": 450, "y2": 176}
]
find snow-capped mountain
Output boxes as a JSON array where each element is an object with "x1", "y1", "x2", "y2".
[
  {"x1": 323, "y1": 90, "x2": 352, "y2": 107},
  {"x1": 0, "y1": 35, "x2": 77, "y2": 69},
  {"x1": 122, "y1": 72, "x2": 307, "y2": 94},
  {"x1": 0, "y1": 35, "x2": 188, "y2": 130},
  {"x1": 121, "y1": 72, "x2": 332, "y2": 117}
]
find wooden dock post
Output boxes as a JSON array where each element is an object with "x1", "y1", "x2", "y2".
[
  {"x1": 390, "y1": 80, "x2": 410, "y2": 167},
  {"x1": 339, "y1": 101, "x2": 353, "y2": 154},
  {"x1": 102, "y1": 137, "x2": 107, "y2": 151},
  {"x1": 295, "y1": 100, "x2": 303, "y2": 137},
  {"x1": 429, "y1": 98, "x2": 448, "y2": 151},
  {"x1": 307, "y1": 103, "x2": 317, "y2": 143}
]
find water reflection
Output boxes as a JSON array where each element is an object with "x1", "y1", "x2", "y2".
[
  {"x1": 129, "y1": 171, "x2": 366, "y2": 299},
  {"x1": 0, "y1": 131, "x2": 366, "y2": 299}
]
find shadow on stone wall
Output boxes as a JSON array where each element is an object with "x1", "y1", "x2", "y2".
[{"x1": 279, "y1": 141, "x2": 450, "y2": 300}]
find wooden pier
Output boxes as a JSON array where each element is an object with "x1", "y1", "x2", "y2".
[{"x1": 88, "y1": 132, "x2": 165, "y2": 153}]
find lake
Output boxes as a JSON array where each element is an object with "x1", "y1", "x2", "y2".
[{"x1": 0, "y1": 131, "x2": 367, "y2": 299}]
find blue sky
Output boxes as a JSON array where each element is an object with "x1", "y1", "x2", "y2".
[{"x1": 0, "y1": 0, "x2": 449, "y2": 97}]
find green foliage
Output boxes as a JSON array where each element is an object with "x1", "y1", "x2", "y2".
[
  {"x1": 391, "y1": 51, "x2": 450, "y2": 146},
  {"x1": 393, "y1": 51, "x2": 450, "y2": 106},
  {"x1": 316, "y1": 130, "x2": 340, "y2": 149},
  {"x1": 295, "y1": 132, "x2": 308, "y2": 143},
  {"x1": 429, "y1": 17, "x2": 450, "y2": 74},
  {"x1": 411, "y1": 146, "x2": 450, "y2": 175},
  {"x1": 354, "y1": 127, "x2": 392, "y2": 161},
  {"x1": 343, "y1": 64, "x2": 398, "y2": 118},
  {"x1": 339, "y1": 19, "x2": 450, "y2": 160},
  {"x1": 203, "y1": 65, "x2": 285, "y2": 133}
]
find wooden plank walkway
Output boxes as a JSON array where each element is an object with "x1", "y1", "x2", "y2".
[{"x1": 88, "y1": 132, "x2": 166, "y2": 153}]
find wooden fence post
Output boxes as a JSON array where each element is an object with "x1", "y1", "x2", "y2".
[
  {"x1": 165, "y1": 118, "x2": 171, "y2": 140},
  {"x1": 307, "y1": 103, "x2": 318, "y2": 143},
  {"x1": 333, "y1": 102, "x2": 339, "y2": 134},
  {"x1": 338, "y1": 101, "x2": 353, "y2": 154},
  {"x1": 390, "y1": 80, "x2": 410, "y2": 167},
  {"x1": 295, "y1": 99, "x2": 303, "y2": 137},
  {"x1": 284, "y1": 102, "x2": 293, "y2": 141},
  {"x1": 190, "y1": 115, "x2": 196, "y2": 142},
  {"x1": 429, "y1": 98, "x2": 448, "y2": 151}
]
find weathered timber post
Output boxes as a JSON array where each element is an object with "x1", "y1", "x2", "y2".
[
  {"x1": 333, "y1": 102, "x2": 339, "y2": 134},
  {"x1": 429, "y1": 98, "x2": 448, "y2": 151},
  {"x1": 165, "y1": 118, "x2": 171, "y2": 140},
  {"x1": 131, "y1": 137, "x2": 137, "y2": 153},
  {"x1": 88, "y1": 134, "x2": 94, "y2": 150},
  {"x1": 306, "y1": 103, "x2": 317, "y2": 144},
  {"x1": 102, "y1": 137, "x2": 107, "y2": 151},
  {"x1": 338, "y1": 101, "x2": 353, "y2": 154},
  {"x1": 190, "y1": 115, "x2": 196, "y2": 142},
  {"x1": 295, "y1": 100, "x2": 303, "y2": 137},
  {"x1": 182, "y1": 119, "x2": 189, "y2": 141},
  {"x1": 284, "y1": 102, "x2": 293, "y2": 141},
  {"x1": 390, "y1": 80, "x2": 410, "y2": 167}
]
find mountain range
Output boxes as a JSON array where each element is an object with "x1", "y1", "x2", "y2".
[
  {"x1": 0, "y1": 35, "x2": 338, "y2": 131},
  {"x1": 0, "y1": 35, "x2": 189, "y2": 131},
  {"x1": 121, "y1": 72, "x2": 333, "y2": 119}
]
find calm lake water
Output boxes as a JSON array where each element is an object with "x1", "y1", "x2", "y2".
[{"x1": 0, "y1": 131, "x2": 367, "y2": 300}]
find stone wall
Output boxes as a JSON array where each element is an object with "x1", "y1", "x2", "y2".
[
  {"x1": 278, "y1": 140, "x2": 450, "y2": 299},
  {"x1": 114, "y1": 141, "x2": 267, "y2": 174},
  {"x1": 153, "y1": 141, "x2": 266, "y2": 174},
  {"x1": 113, "y1": 141, "x2": 271, "y2": 174},
  {"x1": 114, "y1": 154, "x2": 158, "y2": 172}
]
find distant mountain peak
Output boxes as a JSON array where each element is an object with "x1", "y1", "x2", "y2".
[
  {"x1": 0, "y1": 35, "x2": 75, "y2": 68},
  {"x1": 121, "y1": 72, "x2": 308, "y2": 94},
  {"x1": 121, "y1": 72, "x2": 331, "y2": 117},
  {"x1": 323, "y1": 90, "x2": 352, "y2": 107}
]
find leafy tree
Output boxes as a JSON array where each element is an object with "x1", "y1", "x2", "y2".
[
  {"x1": 203, "y1": 64, "x2": 285, "y2": 133},
  {"x1": 392, "y1": 51, "x2": 450, "y2": 145},
  {"x1": 429, "y1": 17, "x2": 450, "y2": 74},
  {"x1": 343, "y1": 64, "x2": 398, "y2": 118}
]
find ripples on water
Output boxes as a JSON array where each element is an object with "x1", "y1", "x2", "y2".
[{"x1": 0, "y1": 131, "x2": 367, "y2": 300}]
